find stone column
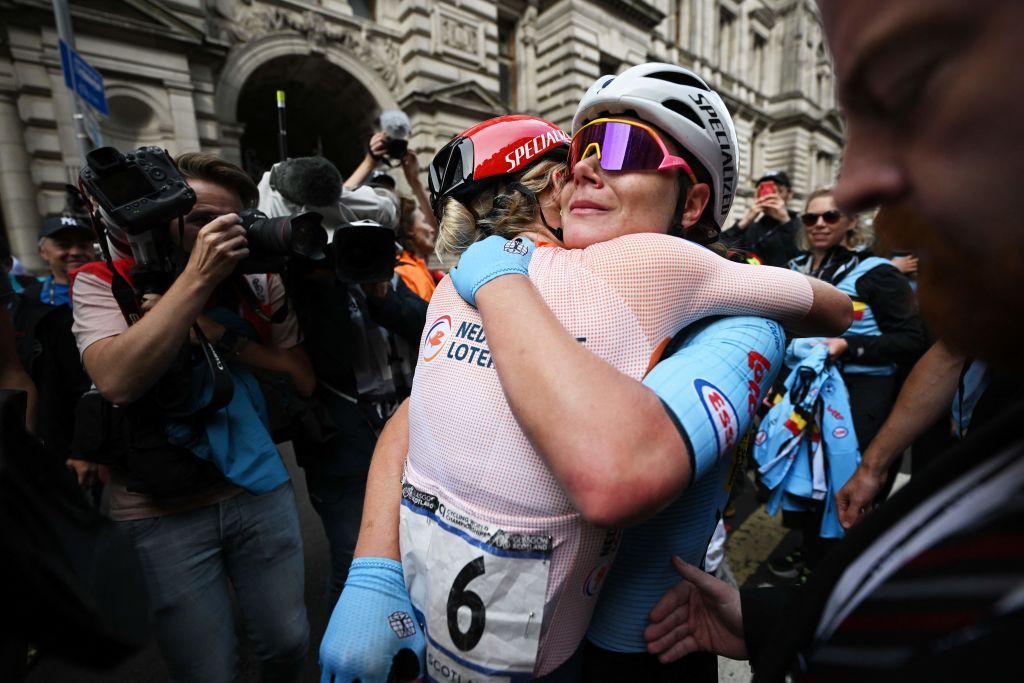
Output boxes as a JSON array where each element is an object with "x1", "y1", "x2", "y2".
[{"x1": 0, "y1": 90, "x2": 43, "y2": 270}]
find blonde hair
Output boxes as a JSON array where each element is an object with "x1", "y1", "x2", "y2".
[
  {"x1": 435, "y1": 159, "x2": 564, "y2": 257},
  {"x1": 799, "y1": 187, "x2": 865, "y2": 251}
]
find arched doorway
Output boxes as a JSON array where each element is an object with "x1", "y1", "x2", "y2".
[{"x1": 237, "y1": 54, "x2": 380, "y2": 181}]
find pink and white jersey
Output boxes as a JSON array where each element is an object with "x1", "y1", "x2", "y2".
[{"x1": 400, "y1": 233, "x2": 813, "y2": 680}]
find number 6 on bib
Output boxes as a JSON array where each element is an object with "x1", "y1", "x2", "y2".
[{"x1": 400, "y1": 484, "x2": 551, "y2": 682}]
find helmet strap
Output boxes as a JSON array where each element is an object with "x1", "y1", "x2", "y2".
[{"x1": 508, "y1": 182, "x2": 564, "y2": 242}]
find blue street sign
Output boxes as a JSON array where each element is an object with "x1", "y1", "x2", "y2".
[{"x1": 58, "y1": 39, "x2": 108, "y2": 116}]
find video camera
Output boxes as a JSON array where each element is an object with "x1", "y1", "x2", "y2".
[
  {"x1": 331, "y1": 219, "x2": 400, "y2": 284},
  {"x1": 79, "y1": 146, "x2": 327, "y2": 291}
]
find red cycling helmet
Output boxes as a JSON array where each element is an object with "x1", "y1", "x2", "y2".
[{"x1": 428, "y1": 115, "x2": 570, "y2": 222}]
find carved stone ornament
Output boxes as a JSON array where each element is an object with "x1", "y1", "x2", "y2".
[
  {"x1": 434, "y1": 6, "x2": 483, "y2": 63},
  {"x1": 212, "y1": 0, "x2": 399, "y2": 88}
]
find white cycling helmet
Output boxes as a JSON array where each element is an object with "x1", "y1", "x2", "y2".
[{"x1": 573, "y1": 63, "x2": 739, "y2": 231}]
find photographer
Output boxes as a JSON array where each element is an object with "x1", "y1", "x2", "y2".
[
  {"x1": 71, "y1": 152, "x2": 311, "y2": 682},
  {"x1": 721, "y1": 170, "x2": 802, "y2": 267},
  {"x1": 258, "y1": 155, "x2": 426, "y2": 609}
]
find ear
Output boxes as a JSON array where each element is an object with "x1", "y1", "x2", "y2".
[{"x1": 680, "y1": 183, "x2": 711, "y2": 229}]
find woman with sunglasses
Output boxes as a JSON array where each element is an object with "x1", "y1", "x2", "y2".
[
  {"x1": 319, "y1": 68, "x2": 851, "y2": 683},
  {"x1": 429, "y1": 66, "x2": 847, "y2": 683},
  {"x1": 765, "y1": 188, "x2": 929, "y2": 578}
]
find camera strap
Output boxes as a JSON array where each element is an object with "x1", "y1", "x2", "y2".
[
  {"x1": 183, "y1": 322, "x2": 235, "y2": 420},
  {"x1": 233, "y1": 274, "x2": 288, "y2": 325},
  {"x1": 89, "y1": 206, "x2": 144, "y2": 326}
]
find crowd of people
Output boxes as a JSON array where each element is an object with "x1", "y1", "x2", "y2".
[{"x1": 1, "y1": 1, "x2": 1021, "y2": 681}]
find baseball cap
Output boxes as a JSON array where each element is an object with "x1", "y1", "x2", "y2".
[
  {"x1": 756, "y1": 170, "x2": 791, "y2": 188},
  {"x1": 40, "y1": 215, "x2": 92, "y2": 239}
]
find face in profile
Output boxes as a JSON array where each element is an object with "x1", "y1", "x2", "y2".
[
  {"x1": 409, "y1": 207, "x2": 436, "y2": 256},
  {"x1": 821, "y1": 0, "x2": 1024, "y2": 366}
]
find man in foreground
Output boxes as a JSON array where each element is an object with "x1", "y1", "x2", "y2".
[{"x1": 644, "y1": 1, "x2": 1024, "y2": 680}]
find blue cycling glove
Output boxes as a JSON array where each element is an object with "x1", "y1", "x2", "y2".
[
  {"x1": 449, "y1": 235, "x2": 536, "y2": 307},
  {"x1": 319, "y1": 558, "x2": 425, "y2": 683}
]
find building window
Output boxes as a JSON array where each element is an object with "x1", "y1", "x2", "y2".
[
  {"x1": 815, "y1": 151, "x2": 835, "y2": 187},
  {"x1": 599, "y1": 53, "x2": 621, "y2": 78},
  {"x1": 676, "y1": 0, "x2": 692, "y2": 49},
  {"x1": 349, "y1": 0, "x2": 374, "y2": 20},
  {"x1": 498, "y1": 14, "x2": 517, "y2": 109},
  {"x1": 718, "y1": 7, "x2": 737, "y2": 74},
  {"x1": 751, "y1": 32, "x2": 767, "y2": 91}
]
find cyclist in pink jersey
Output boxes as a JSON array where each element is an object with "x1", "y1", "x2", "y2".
[{"x1": 319, "y1": 71, "x2": 851, "y2": 683}]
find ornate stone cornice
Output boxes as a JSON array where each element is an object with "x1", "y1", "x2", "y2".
[{"x1": 211, "y1": 0, "x2": 400, "y2": 89}]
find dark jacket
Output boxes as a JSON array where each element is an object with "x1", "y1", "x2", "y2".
[
  {"x1": 9, "y1": 294, "x2": 90, "y2": 454},
  {"x1": 742, "y1": 397, "x2": 1024, "y2": 682},
  {"x1": 722, "y1": 209, "x2": 802, "y2": 267},
  {"x1": 788, "y1": 247, "x2": 929, "y2": 369}
]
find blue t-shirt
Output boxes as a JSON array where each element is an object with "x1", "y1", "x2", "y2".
[{"x1": 39, "y1": 275, "x2": 72, "y2": 307}]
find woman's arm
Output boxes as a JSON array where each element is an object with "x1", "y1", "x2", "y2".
[
  {"x1": 354, "y1": 399, "x2": 409, "y2": 560},
  {"x1": 344, "y1": 132, "x2": 386, "y2": 189},
  {"x1": 582, "y1": 234, "x2": 851, "y2": 342},
  {"x1": 786, "y1": 277, "x2": 853, "y2": 338},
  {"x1": 475, "y1": 276, "x2": 689, "y2": 527}
]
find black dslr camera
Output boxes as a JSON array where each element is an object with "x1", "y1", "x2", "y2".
[
  {"x1": 80, "y1": 146, "x2": 195, "y2": 235},
  {"x1": 80, "y1": 146, "x2": 328, "y2": 289},
  {"x1": 80, "y1": 146, "x2": 195, "y2": 292}
]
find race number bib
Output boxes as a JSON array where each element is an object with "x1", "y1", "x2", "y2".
[{"x1": 400, "y1": 483, "x2": 552, "y2": 682}]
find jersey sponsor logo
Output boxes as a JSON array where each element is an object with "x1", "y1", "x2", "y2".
[
  {"x1": 422, "y1": 315, "x2": 452, "y2": 362},
  {"x1": 695, "y1": 379, "x2": 739, "y2": 458},
  {"x1": 755, "y1": 430, "x2": 768, "y2": 445},
  {"x1": 747, "y1": 350, "x2": 773, "y2": 416},
  {"x1": 445, "y1": 321, "x2": 495, "y2": 369},
  {"x1": 827, "y1": 404, "x2": 845, "y2": 421},
  {"x1": 832, "y1": 426, "x2": 849, "y2": 439},
  {"x1": 503, "y1": 130, "x2": 570, "y2": 173}
]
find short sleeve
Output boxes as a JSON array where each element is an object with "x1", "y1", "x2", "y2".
[
  {"x1": 267, "y1": 275, "x2": 301, "y2": 348},
  {"x1": 71, "y1": 271, "x2": 128, "y2": 358},
  {"x1": 644, "y1": 316, "x2": 785, "y2": 480}
]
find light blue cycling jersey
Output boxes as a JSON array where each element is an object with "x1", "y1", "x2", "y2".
[{"x1": 586, "y1": 315, "x2": 785, "y2": 652}]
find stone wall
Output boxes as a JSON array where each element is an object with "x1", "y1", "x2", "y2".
[{"x1": 0, "y1": 0, "x2": 841, "y2": 268}]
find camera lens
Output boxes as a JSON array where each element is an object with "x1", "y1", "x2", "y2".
[{"x1": 239, "y1": 209, "x2": 327, "y2": 260}]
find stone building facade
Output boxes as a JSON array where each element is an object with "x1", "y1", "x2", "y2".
[{"x1": 0, "y1": 0, "x2": 842, "y2": 269}]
